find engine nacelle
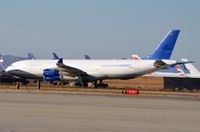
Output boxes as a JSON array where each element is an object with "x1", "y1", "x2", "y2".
[
  {"x1": 43, "y1": 69, "x2": 61, "y2": 81},
  {"x1": 44, "y1": 76, "x2": 61, "y2": 81},
  {"x1": 43, "y1": 69, "x2": 78, "y2": 81},
  {"x1": 43, "y1": 69, "x2": 60, "y2": 77}
]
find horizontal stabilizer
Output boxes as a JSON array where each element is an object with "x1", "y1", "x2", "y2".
[{"x1": 154, "y1": 59, "x2": 194, "y2": 70}]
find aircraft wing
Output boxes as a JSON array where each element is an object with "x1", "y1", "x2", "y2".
[{"x1": 56, "y1": 58, "x2": 87, "y2": 77}]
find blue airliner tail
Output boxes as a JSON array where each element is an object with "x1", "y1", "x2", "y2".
[
  {"x1": 52, "y1": 52, "x2": 60, "y2": 59},
  {"x1": 84, "y1": 55, "x2": 91, "y2": 60},
  {"x1": 144, "y1": 30, "x2": 180, "y2": 60}
]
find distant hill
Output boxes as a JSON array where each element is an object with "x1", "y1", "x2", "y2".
[{"x1": 2, "y1": 55, "x2": 27, "y2": 65}]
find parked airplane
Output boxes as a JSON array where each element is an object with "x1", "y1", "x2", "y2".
[
  {"x1": 1, "y1": 53, "x2": 36, "y2": 68},
  {"x1": 5, "y1": 57, "x2": 190, "y2": 88},
  {"x1": 52, "y1": 52, "x2": 60, "y2": 59},
  {"x1": 4, "y1": 29, "x2": 184, "y2": 88},
  {"x1": 0, "y1": 53, "x2": 36, "y2": 82}
]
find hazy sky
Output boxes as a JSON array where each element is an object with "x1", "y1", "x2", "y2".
[{"x1": 0, "y1": 0, "x2": 200, "y2": 65}]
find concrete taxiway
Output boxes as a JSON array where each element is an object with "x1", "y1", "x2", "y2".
[{"x1": 0, "y1": 91, "x2": 199, "y2": 132}]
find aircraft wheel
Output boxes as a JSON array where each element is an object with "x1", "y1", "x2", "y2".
[{"x1": 80, "y1": 81, "x2": 88, "y2": 87}]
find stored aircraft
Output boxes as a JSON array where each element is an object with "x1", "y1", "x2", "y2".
[
  {"x1": 5, "y1": 29, "x2": 187, "y2": 88},
  {"x1": 6, "y1": 57, "x2": 189, "y2": 88}
]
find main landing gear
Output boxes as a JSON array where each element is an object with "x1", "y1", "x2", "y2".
[
  {"x1": 35, "y1": 80, "x2": 108, "y2": 89},
  {"x1": 93, "y1": 80, "x2": 108, "y2": 88},
  {"x1": 37, "y1": 81, "x2": 41, "y2": 89},
  {"x1": 69, "y1": 80, "x2": 108, "y2": 88}
]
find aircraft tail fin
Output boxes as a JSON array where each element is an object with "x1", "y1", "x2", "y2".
[
  {"x1": 27, "y1": 52, "x2": 36, "y2": 60},
  {"x1": 0, "y1": 54, "x2": 8, "y2": 71},
  {"x1": 52, "y1": 52, "x2": 60, "y2": 59},
  {"x1": 144, "y1": 30, "x2": 180, "y2": 60},
  {"x1": 131, "y1": 54, "x2": 141, "y2": 60},
  {"x1": 84, "y1": 55, "x2": 91, "y2": 60},
  {"x1": 181, "y1": 59, "x2": 200, "y2": 74},
  {"x1": 175, "y1": 65, "x2": 186, "y2": 77}
]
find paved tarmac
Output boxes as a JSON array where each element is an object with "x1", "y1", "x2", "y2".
[{"x1": 0, "y1": 92, "x2": 199, "y2": 132}]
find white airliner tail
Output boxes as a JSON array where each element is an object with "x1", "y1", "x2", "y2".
[
  {"x1": 181, "y1": 59, "x2": 200, "y2": 74},
  {"x1": 131, "y1": 54, "x2": 141, "y2": 60},
  {"x1": 175, "y1": 65, "x2": 186, "y2": 77}
]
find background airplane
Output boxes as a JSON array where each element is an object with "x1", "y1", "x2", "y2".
[
  {"x1": 27, "y1": 53, "x2": 36, "y2": 60},
  {"x1": 84, "y1": 55, "x2": 91, "y2": 60},
  {"x1": 0, "y1": 53, "x2": 37, "y2": 83},
  {"x1": 180, "y1": 59, "x2": 200, "y2": 78},
  {"x1": 52, "y1": 52, "x2": 60, "y2": 60}
]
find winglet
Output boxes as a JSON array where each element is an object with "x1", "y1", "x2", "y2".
[
  {"x1": 57, "y1": 58, "x2": 63, "y2": 64},
  {"x1": 144, "y1": 30, "x2": 180, "y2": 60}
]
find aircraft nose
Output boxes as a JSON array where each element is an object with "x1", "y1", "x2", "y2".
[{"x1": 5, "y1": 67, "x2": 10, "y2": 72}]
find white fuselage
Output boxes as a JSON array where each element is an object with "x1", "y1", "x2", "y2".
[
  {"x1": 5, "y1": 59, "x2": 176, "y2": 81},
  {"x1": 185, "y1": 73, "x2": 200, "y2": 78}
]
